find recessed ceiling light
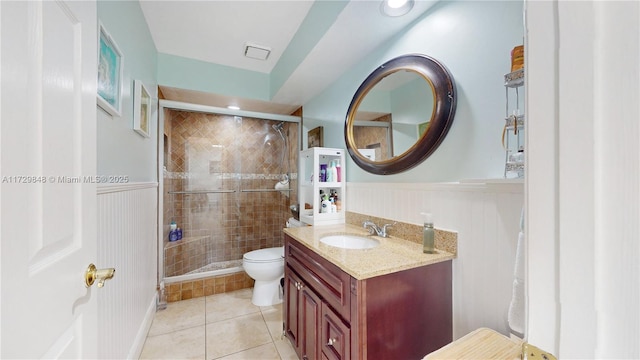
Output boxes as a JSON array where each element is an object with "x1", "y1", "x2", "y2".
[
  {"x1": 227, "y1": 105, "x2": 240, "y2": 110},
  {"x1": 381, "y1": 0, "x2": 414, "y2": 17}
]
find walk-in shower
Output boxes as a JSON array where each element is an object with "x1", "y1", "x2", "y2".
[{"x1": 161, "y1": 106, "x2": 299, "y2": 283}]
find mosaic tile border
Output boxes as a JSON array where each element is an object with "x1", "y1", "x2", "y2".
[{"x1": 163, "y1": 169, "x2": 298, "y2": 181}]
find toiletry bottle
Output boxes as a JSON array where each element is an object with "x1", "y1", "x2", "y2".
[
  {"x1": 169, "y1": 221, "x2": 178, "y2": 241},
  {"x1": 330, "y1": 198, "x2": 337, "y2": 213},
  {"x1": 176, "y1": 227, "x2": 183, "y2": 240},
  {"x1": 421, "y1": 212, "x2": 436, "y2": 254},
  {"x1": 331, "y1": 160, "x2": 339, "y2": 183},
  {"x1": 321, "y1": 195, "x2": 331, "y2": 213},
  {"x1": 335, "y1": 160, "x2": 341, "y2": 182},
  {"x1": 319, "y1": 164, "x2": 327, "y2": 182},
  {"x1": 326, "y1": 161, "x2": 334, "y2": 182}
]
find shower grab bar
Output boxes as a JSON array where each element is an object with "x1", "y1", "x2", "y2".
[
  {"x1": 240, "y1": 189, "x2": 293, "y2": 193},
  {"x1": 167, "y1": 190, "x2": 236, "y2": 194}
]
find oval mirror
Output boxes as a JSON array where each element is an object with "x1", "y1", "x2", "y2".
[{"x1": 345, "y1": 54, "x2": 457, "y2": 175}]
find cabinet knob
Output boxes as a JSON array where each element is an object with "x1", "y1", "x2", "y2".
[{"x1": 327, "y1": 338, "x2": 337, "y2": 346}]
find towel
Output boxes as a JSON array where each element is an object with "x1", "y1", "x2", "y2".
[
  {"x1": 508, "y1": 231, "x2": 525, "y2": 332},
  {"x1": 508, "y1": 208, "x2": 525, "y2": 336},
  {"x1": 275, "y1": 180, "x2": 289, "y2": 197},
  {"x1": 513, "y1": 232, "x2": 525, "y2": 280},
  {"x1": 508, "y1": 277, "x2": 525, "y2": 335}
]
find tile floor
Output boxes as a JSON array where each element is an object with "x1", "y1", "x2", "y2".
[{"x1": 140, "y1": 288, "x2": 298, "y2": 359}]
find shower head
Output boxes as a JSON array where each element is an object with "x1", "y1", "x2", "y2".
[
  {"x1": 271, "y1": 121, "x2": 289, "y2": 184},
  {"x1": 272, "y1": 122, "x2": 286, "y2": 141}
]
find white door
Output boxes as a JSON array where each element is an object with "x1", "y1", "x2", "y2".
[{"x1": 1, "y1": 1, "x2": 103, "y2": 358}]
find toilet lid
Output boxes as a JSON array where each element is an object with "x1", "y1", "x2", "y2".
[{"x1": 243, "y1": 246, "x2": 285, "y2": 262}]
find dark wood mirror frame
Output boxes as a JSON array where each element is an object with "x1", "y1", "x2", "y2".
[{"x1": 344, "y1": 54, "x2": 457, "y2": 175}]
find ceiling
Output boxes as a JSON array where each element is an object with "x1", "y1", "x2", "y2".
[{"x1": 140, "y1": 0, "x2": 438, "y2": 114}]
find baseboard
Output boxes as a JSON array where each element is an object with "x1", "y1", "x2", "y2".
[{"x1": 127, "y1": 293, "x2": 157, "y2": 359}]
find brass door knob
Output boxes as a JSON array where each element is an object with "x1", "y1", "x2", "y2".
[{"x1": 85, "y1": 263, "x2": 116, "y2": 288}]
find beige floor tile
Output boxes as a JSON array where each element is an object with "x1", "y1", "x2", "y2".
[
  {"x1": 139, "y1": 325, "x2": 206, "y2": 360},
  {"x1": 215, "y1": 343, "x2": 281, "y2": 360},
  {"x1": 205, "y1": 288, "x2": 260, "y2": 324},
  {"x1": 273, "y1": 337, "x2": 298, "y2": 360},
  {"x1": 206, "y1": 313, "x2": 273, "y2": 359},
  {"x1": 148, "y1": 297, "x2": 206, "y2": 336},
  {"x1": 260, "y1": 304, "x2": 285, "y2": 340}
]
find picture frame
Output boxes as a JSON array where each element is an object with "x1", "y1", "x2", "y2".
[
  {"x1": 308, "y1": 126, "x2": 324, "y2": 148},
  {"x1": 133, "y1": 80, "x2": 151, "y2": 138},
  {"x1": 97, "y1": 23, "x2": 123, "y2": 116}
]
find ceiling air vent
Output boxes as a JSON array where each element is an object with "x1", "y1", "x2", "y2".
[{"x1": 244, "y1": 43, "x2": 271, "y2": 61}]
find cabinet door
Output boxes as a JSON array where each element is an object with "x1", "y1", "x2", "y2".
[
  {"x1": 286, "y1": 266, "x2": 323, "y2": 360},
  {"x1": 284, "y1": 267, "x2": 301, "y2": 348},
  {"x1": 321, "y1": 303, "x2": 351, "y2": 360},
  {"x1": 300, "y1": 283, "x2": 322, "y2": 360}
]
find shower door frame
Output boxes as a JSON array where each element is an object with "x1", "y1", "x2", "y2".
[{"x1": 157, "y1": 100, "x2": 302, "y2": 284}]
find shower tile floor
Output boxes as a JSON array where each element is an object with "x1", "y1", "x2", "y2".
[{"x1": 139, "y1": 288, "x2": 298, "y2": 359}]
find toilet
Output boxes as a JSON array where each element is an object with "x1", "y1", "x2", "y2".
[{"x1": 242, "y1": 246, "x2": 285, "y2": 306}]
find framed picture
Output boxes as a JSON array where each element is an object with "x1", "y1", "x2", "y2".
[
  {"x1": 97, "y1": 23, "x2": 123, "y2": 116},
  {"x1": 308, "y1": 126, "x2": 324, "y2": 148},
  {"x1": 133, "y1": 80, "x2": 151, "y2": 138}
]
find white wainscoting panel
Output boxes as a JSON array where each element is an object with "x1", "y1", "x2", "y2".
[
  {"x1": 347, "y1": 181, "x2": 524, "y2": 339},
  {"x1": 97, "y1": 183, "x2": 158, "y2": 359}
]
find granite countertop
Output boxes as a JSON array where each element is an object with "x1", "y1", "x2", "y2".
[{"x1": 283, "y1": 223, "x2": 455, "y2": 280}]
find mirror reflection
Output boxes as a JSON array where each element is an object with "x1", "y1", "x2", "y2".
[{"x1": 352, "y1": 70, "x2": 434, "y2": 161}]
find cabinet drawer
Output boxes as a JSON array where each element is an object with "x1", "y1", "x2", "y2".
[
  {"x1": 321, "y1": 302, "x2": 351, "y2": 360},
  {"x1": 285, "y1": 236, "x2": 351, "y2": 321}
]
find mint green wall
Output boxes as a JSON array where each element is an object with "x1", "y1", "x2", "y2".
[
  {"x1": 97, "y1": 0, "x2": 158, "y2": 182},
  {"x1": 303, "y1": 0, "x2": 524, "y2": 182},
  {"x1": 157, "y1": 53, "x2": 270, "y2": 101}
]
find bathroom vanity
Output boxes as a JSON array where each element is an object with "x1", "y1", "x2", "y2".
[{"x1": 283, "y1": 225, "x2": 454, "y2": 360}]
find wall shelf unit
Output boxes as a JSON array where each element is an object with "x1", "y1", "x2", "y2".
[{"x1": 299, "y1": 147, "x2": 345, "y2": 226}]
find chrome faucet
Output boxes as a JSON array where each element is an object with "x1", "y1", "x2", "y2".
[{"x1": 363, "y1": 220, "x2": 396, "y2": 238}]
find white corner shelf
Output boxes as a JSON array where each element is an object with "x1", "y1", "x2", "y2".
[{"x1": 298, "y1": 147, "x2": 346, "y2": 226}]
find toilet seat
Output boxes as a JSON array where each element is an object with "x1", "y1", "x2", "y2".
[{"x1": 243, "y1": 246, "x2": 284, "y2": 263}]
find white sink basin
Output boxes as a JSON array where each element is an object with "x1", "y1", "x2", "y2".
[{"x1": 320, "y1": 234, "x2": 380, "y2": 249}]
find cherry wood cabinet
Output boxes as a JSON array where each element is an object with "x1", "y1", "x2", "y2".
[
  {"x1": 286, "y1": 269, "x2": 322, "y2": 359},
  {"x1": 284, "y1": 234, "x2": 452, "y2": 360}
]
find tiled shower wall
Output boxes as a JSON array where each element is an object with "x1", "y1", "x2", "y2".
[
  {"x1": 353, "y1": 114, "x2": 391, "y2": 160},
  {"x1": 163, "y1": 110, "x2": 298, "y2": 277}
]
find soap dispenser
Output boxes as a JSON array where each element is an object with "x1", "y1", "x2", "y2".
[{"x1": 420, "y1": 212, "x2": 436, "y2": 254}]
